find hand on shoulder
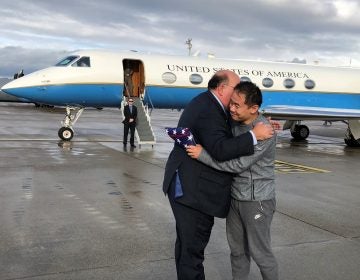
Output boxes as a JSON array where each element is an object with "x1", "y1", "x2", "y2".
[{"x1": 252, "y1": 122, "x2": 274, "y2": 140}]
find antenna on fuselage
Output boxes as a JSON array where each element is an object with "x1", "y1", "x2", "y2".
[{"x1": 185, "y1": 38, "x2": 192, "y2": 56}]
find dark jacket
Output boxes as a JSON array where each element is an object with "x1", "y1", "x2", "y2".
[
  {"x1": 163, "y1": 91, "x2": 254, "y2": 218},
  {"x1": 123, "y1": 105, "x2": 137, "y2": 125}
]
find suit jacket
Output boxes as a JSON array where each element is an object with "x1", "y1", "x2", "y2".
[
  {"x1": 163, "y1": 91, "x2": 254, "y2": 218},
  {"x1": 123, "y1": 105, "x2": 137, "y2": 125}
]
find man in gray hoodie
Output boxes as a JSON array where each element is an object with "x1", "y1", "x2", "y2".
[{"x1": 187, "y1": 81, "x2": 278, "y2": 280}]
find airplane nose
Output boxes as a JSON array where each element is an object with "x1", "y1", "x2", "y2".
[
  {"x1": 1, "y1": 77, "x2": 20, "y2": 90},
  {"x1": 1, "y1": 79, "x2": 26, "y2": 97},
  {"x1": 1, "y1": 83, "x2": 10, "y2": 91},
  {"x1": 1, "y1": 81, "x2": 13, "y2": 93}
]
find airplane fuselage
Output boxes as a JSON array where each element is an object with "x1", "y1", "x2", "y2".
[
  {"x1": 2, "y1": 50, "x2": 360, "y2": 111},
  {"x1": 2, "y1": 49, "x2": 360, "y2": 145}
]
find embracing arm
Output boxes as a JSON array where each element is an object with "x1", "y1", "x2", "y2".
[
  {"x1": 188, "y1": 136, "x2": 275, "y2": 173},
  {"x1": 178, "y1": 93, "x2": 273, "y2": 162},
  {"x1": 194, "y1": 112, "x2": 254, "y2": 161},
  {"x1": 194, "y1": 115, "x2": 274, "y2": 162}
]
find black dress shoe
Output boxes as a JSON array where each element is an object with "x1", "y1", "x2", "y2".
[
  {"x1": 123, "y1": 142, "x2": 127, "y2": 145},
  {"x1": 130, "y1": 144, "x2": 136, "y2": 148}
]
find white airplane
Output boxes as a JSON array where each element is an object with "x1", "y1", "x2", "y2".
[
  {"x1": 1, "y1": 49, "x2": 360, "y2": 146},
  {"x1": 0, "y1": 78, "x2": 30, "y2": 103}
]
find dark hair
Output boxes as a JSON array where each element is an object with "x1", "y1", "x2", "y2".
[
  {"x1": 208, "y1": 73, "x2": 229, "y2": 89},
  {"x1": 234, "y1": 81, "x2": 262, "y2": 107}
]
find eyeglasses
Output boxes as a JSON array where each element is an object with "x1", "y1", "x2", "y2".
[{"x1": 128, "y1": 100, "x2": 133, "y2": 102}]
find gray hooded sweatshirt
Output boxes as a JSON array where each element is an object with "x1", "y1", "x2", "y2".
[{"x1": 197, "y1": 114, "x2": 276, "y2": 201}]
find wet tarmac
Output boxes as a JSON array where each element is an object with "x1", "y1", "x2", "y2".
[{"x1": 0, "y1": 103, "x2": 359, "y2": 280}]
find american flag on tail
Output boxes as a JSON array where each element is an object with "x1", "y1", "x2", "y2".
[{"x1": 165, "y1": 127, "x2": 196, "y2": 149}]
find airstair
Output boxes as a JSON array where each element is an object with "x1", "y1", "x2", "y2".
[{"x1": 121, "y1": 97, "x2": 156, "y2": 147}]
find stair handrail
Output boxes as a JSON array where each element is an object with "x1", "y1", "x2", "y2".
[
  {"x1": 144, "y1": 89, "x2": 155, "y2": 116},
  {"x1": 134, "y1": 97, "x2": 156, "y2": 143}
]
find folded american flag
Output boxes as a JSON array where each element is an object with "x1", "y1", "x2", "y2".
[{"x1": 165, "y1": 127, "x2": 196, "y2": 149}]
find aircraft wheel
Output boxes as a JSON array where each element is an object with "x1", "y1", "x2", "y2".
[
  {"x1": 298, "y1": 125, "x2": 310, "y2": 139},
  {"x1": 291, "y1": 125, "x2": 309, "y2": 140},
  {"x1": 58, "y1": 127, "x2": 74, "y2": 141}
]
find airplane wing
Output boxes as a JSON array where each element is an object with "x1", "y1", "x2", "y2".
[{"x1": 261, "y1": 105, "x2": 360, "y2": 121}]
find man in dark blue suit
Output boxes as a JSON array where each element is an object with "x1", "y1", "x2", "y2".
[
  {"x1": 163, "y1": 70, "x2": 274, "y2": 279},
  {"x1": 122, "y1": 98, "x2": 137, "y2": 148}
]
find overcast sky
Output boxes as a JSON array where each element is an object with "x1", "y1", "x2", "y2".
[{"x1": 1, "y1": 0, "x2": 360, "y2": 77}]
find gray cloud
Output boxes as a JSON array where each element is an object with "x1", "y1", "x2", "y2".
[
  {"x1": 1, "y1": 0, "x2": 360, "y2": 77},
  {"x1": 0, "y1": 47, "x2": 70, "y2": 77}
]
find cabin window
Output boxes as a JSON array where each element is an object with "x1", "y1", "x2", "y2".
[
  {"x1": 162, "y1": 72, "x2": 177, "y2": 84},
  {"x1": 262, "y1": 78, "x2": 273, "y2": 88},
  {"x1": 304, "y1": 79, "x2": 315, "y2": 89},
  {"x1": 283, "y1": 78, "x2": 295, "y2": 89},
  {"x1": 240, "y1": 76, "x2": 251, "y2": 82},
  {"x1": 72, "y1": 56, "x2": 91, "y2": 67},
  {"x1": 55, "y1": 56, "x2": 79, "y2": 66},
  {"x1": 189, "y1": 74, "x2": 203, "y2": 85}
]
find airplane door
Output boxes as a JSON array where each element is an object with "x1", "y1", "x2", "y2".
[{"x1": 123, "y1": 59, "x2": 145, "y2": 98}]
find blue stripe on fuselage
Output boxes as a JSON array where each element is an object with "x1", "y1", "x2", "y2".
[
  {"x1": 144, "y1": 86, "x2": 206, "y2": 109},
  {"x1": 5, "y1": 84, "x2": 123, "y2": 107},
  {"x1": 145, "y1": 87, "x2": 360, "y2": 110},
  {"x1": 261, "y1": 91, "x2": 360, "y2": 109},
  {"x1": 4, "y1": 83, "x2": 360, "y2": 110}
]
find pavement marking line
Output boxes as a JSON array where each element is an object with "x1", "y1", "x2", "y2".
[{"x1": 275, "y1": 160, "x2": 330, "y2": 174}]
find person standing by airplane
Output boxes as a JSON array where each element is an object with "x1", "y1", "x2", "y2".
[
  {"x1": 163, "y1": 70, "x2": 274, "y2": 279},
  {"x1": 124, "y1": 67, "x2": 134, "y2": 98},
  {"x1": 122, "y1": 98, "x2": 137, "y2": 148},
  {"x1": 187, "y1": 81, "x2": 278, "y2": 280}
]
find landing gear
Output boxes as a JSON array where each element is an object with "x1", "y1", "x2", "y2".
[
  {"x1": 58, "y1": 127, "x2": 74, "y2": 141},
  {"x1": 344, "y1": 120, "x2": 360, "y2": 147},
  {"x1": 290, "y1": 124, "x2": 310, "y2": 140},
  {"x1": 344, "y1": 128, "x2": 360, "y2": 147},
  {"x1": 58, "y1": 106, "x2": 84, "y2": 141}
]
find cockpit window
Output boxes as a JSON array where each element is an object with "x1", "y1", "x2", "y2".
[
  {"x1": 55, "y1": 56, "x2": 79, "y2": 66},
  {"x1": 72, "y1": 56, "x2": 91, "y2": 67}
]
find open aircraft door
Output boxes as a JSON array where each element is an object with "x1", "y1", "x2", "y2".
[{"x1": 122, "y1": 59, "x2": 145, "y2": 99}]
